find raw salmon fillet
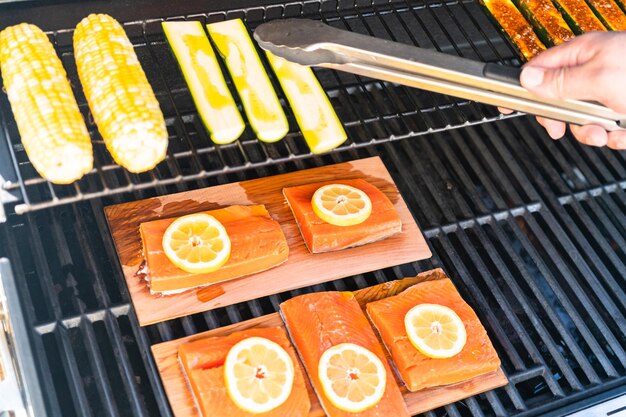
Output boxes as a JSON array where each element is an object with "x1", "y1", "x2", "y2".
[
  {"x1": 366, "y1": 278, "x2": 501, "y2": 391},
  {"x1": 283, "y1": 179, "x2": 401, "y2": 253},
  {"x1": 281, "y1": 291, "x2": 410, "y2": 417},
  {"x1": 178, "y1": 327, "x2": 310, "y2": 417},
  {"x1": 140, "y1": 205, "x2": 288, "y2": 294}
]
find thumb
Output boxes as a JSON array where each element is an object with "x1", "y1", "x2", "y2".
[{"x1": 520, "y1": 65, "x2": 596, "y2": 101}]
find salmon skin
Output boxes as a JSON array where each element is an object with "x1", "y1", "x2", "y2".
[
  {"x1": 283, "y1": 179, "x2": 401, "y2": 253},
  {"x1": 366, "y1": 278, "x2": 501, "y2": 391},
  {"x1": 281, "y1": 291, "x2": 410, "y2": 417},
  {"x1": 140, "y1": 205, "x2": 288, "y2": 294},
  {"x1": 178, "y1": 327, "x2": 310, "y2": 417}
]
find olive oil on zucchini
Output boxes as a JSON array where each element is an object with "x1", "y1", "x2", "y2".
[{"x1": 481, "y1": 0, "x2": 546, "y2": 60}]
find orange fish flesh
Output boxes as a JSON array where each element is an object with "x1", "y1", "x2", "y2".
[
  {"x1": 283, "y1": 179, "x2": 401, "y2": 253},
  {"x1": 366, "y1": 278, "x2": 501, "y2": 391},
  {"x1": 140, "y1": 205, "x2": 288, "y2": 294},
  {"x1": 281, "y1": 291, "x2": 410, "y2": 417},
  {"x1": 178, "y1": 327, "x2": 311, "y2": 417}
]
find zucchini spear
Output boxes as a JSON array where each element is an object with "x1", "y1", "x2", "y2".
[
  {"x1": 207, "y1": 19, "x2": 289, "y2": 143},
  {"x1": 517, "y1": 0, "x2": 575, "y2": 45},
  {"x1": 265, "y1": 52, "x2": 347, "y2": 154},
  {"x1": 481, "y1": 0, "x2": 546, "y2": 60},
  {"x1": 163, "y1": 21, "x2": 245, "y2": 144},
  {"x1": 585, "y1": 0, "x2": 626, "y2": 30},
  {"x1": 551, "y1": 0, "x2": 606, "y2": 33}
]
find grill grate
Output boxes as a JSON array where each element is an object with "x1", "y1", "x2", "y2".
[
  {"x1": 0, "y1": 1, "x2": 625, "y2": 417},
  {"x1": 1, "y1": 116, "x2": 625, "y2": 417},
  {"x1": 0, "y1": 0, "x2": 523, "y2": 216}
]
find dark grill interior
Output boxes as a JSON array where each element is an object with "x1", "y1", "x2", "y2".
[{"x1": 0, "y1": 1, "x2": 625, "y2": 417}]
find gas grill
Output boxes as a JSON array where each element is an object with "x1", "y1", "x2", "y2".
[{"x1": 0, "y1": 0, "x2": 625, "y2": 416}]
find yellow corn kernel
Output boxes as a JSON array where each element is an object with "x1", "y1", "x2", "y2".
[
  {"x1": 0, "y1": 23, "x2": 93, "y2": 184},
  {"x1": 74, "y1": 14, "x2": 168, "y2": 173}
]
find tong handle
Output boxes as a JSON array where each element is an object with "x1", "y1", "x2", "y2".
[{"x1": 483, "y1": 63, "x2": 522, "y2": 86}]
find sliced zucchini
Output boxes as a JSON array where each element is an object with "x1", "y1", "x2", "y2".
[
  {"x1": 265, "y1": 52, "x2": 347, "y2": 154},
  {"x1": 517, "y1": 0, "x2": 575, "y2": 45},
  {"x1": 162, "y1": 21, "x2": 245, "y2": 144},
  {"x1": 551, "y1": 0, "x2": 606, "y2": 33},
  {"x1": 481, "y1": 0, "x2": 546, "y2": 61},
  {"x1": 585, "y1": 0, "x2": 626, "y2": 30},
  {"x1": 207, "y1": 19, "x2": 289, "y2": 143}
]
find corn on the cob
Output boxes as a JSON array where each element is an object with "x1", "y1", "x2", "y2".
[
  {"x1": 162, "y1": 21, "x2": 245, "y2": 144},
  {"x1": 207, "y1": 19, "x2": 288, "y2": 143},
  {"x1": 0, "y1": 23, "x2": 93, "y2": 184},
  {"x1": 74, "y1": 14, "x2": 167, "y2": 173},
  {"x1": 265, "y1": 52, "x2": 346, "y2": 154}
]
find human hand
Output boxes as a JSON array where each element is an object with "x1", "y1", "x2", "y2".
[{"x1": 500, "y1": 31, "x2": 626, "y2": 150}]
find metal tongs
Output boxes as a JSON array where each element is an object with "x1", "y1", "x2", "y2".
[{"x1": 254, "y1": 19, "x2": 626, "y2": 132}]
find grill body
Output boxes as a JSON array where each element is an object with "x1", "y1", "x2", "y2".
[{"x1": 0, "y1": 1, "x2": 624, "y2": 417}]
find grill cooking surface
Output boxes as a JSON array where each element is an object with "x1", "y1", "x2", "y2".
[
  {"x1": 0, "y1": 1, "x2": 625, "y2": 417},
  {"x1": 0, "y1": 0, "x2": 520, "y2": 215}
]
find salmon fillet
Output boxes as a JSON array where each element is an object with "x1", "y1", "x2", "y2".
[
  {"x1": 283, "y1": 179, "x2": 401, "y2": 253},
  {"x1": 366, "y1": 278, "x2": 501, "y2": 391},
  {"x1": 281, "y1": 291, "x2": 410, "y2": 417},
  {"x1": 178, "y1": 327, "x2": 310, "y2": 417},
  {"x1": 140, "y1": 205, "x2": 288, "y2": 294}
]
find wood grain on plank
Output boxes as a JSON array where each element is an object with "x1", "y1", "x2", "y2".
[
  {"x1": 152, "y1": 270, "x2": 508, "y2": 417},
  {"x1": 105, "y1": 157, "x2": 431, "y2": 325}
]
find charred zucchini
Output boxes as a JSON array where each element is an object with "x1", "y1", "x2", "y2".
[
  {"x1": 585, "y1": 0, "x2": 626, "y2": 30},
  {"x1": 517, "y1": 0, "x2": 575, "y2": 45},
  {"x1": 482, "y1": 0, "x2": 546, "y2": 60},
  {"x1": 551, "y1": 0, "x2": 606, "y2": 33}
]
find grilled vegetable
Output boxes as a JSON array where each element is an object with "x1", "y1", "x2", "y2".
[
  {"x1": 207, "y1": 19, "x2": 289, "y2": 143},
  {"x1": 162, "y1": 21, "x2": 245, "y2": 145},
  {"x1": 585, "y1": 0, "x2": 626, "y2": 30},
  {"x1": 0, "y1": 23, "x2": 93, "y2": 184},
  {"x1": 265, "y1": 52, "x2": 347, "y2": 154},
  {"x1": 517, "y1": 0, "x2": 575, "y2": 45},
  {"x1": 74, "y1": 14, "x2": 168, "y2": 173},
  {"x1": 481, "y1": 0, "x2": 547, "y2": 60},
  {"x1": 551, "y1": 0, "x2": 606, "y2": 33}
]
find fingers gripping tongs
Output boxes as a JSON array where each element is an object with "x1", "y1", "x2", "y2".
[{"x1": 254, "y1": 19, "x2": 626, "y2": 132}]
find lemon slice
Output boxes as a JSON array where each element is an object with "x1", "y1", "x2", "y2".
[
  {"x1": 224, "y1": 337, "x2": 295, "y2": 413},
  {"x1": 404, "y1": 303, "x2": 467, "y2": 359},
  {"x1": 318, "y1": 343, "x2": 386, "y2": 413},
  {"x1": 162, "y1": 213, "x2": 231, "y2": 274},
  {"x1": 311, "y1": 184, "x2": 372, "y2": 226}
]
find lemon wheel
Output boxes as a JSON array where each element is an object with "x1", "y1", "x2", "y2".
[
  {"x1": 224, "y1": 337, "x2": 295, "y2": 413},
  {"x1": 404, "y1": 303, "x2": 467, "y2": 359},
  {"x1": 311, "y1": 184, "x2": 372, "y2": 226},
  {"x1": 318, "y1": 343, "x2": 386, "y2": 412},
  {"x1": 162, "y1": 213, "x2": 231, "y2": 274}
]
